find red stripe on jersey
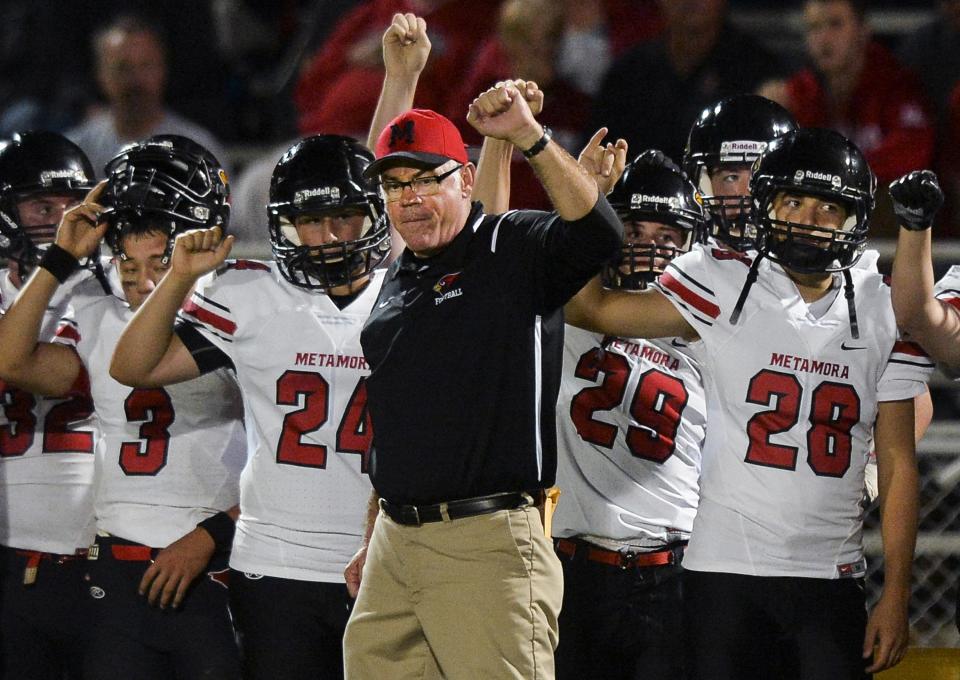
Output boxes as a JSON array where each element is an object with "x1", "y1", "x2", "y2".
[
  {"x1": 892, "y1": 340, "x2": 928, "y2": 357},
  {"x1": 942, "y1": 296, "x2": 960, "y2": 311},
  {"x1": 182, "y1": 299, "x2": 236, "y2": 335},
  {"x1": 55, "y1": 323, "x2": 81, "y2": 344},
  {"x1": 659, "y1": 272, "x2": 721, "y2": 319},
  {"x1": 227, "y1": 260, "x2": 270, "y2": 271}
]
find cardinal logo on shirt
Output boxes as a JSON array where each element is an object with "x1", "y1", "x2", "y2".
[
  {"x1": 433, "y1": 272, "x2": 463, "y2": 305},
  {"x1": 433, "y1": 272, "x2": 462, "y2": 293}
]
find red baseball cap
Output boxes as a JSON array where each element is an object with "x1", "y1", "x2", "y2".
[{"x1": 363, "y1": 109, "x2": 469, "y2": 179}]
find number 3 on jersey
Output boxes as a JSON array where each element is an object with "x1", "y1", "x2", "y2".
[
  {"x1": 275, "y1": 370, "x2": 372, "y2": 472},
  {"x1": 569, "y1": 348, "x2": 688, "y2": 463},
  {"x1": 119, "y1": 388, "x2": 174, "y2": 476}
]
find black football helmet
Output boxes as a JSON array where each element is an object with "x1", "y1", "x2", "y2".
[
  {"x1": 0, "y1": 131, "x2": 95, "y2": 272},
  {"x1": 605, "y1": 150, "x2": 706, "y2": 290},
  {"x1": 101, "y1": 134, "x2": 230, "y2": 262},
  {"x1": 728, "y1": 128, "x2": 876, "y2": 338},
  {"x1": 683, "y1": 94, "x2": 797, "y2": 252},
  {"x1": 268, "y1": 135, "x2": 388, "y2": 291},
  {"x1": 751, "y1": 128, "x2": 875, "y2": 274}
]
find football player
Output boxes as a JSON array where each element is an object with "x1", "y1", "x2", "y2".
[
  {"x1": 552, "y1": 150, "x2": 708, "y2": 680},
  {"x1": 0, "y1": 135, "x2": 245, "y2": 679},
  {"x1": 565, "y1": 128, "x2": 932, "y2": 678},
  {"x1": 0, "y1": 131, "x2": 100, "y2": 680},
  {"x1": 109, "y1": 135, "x2": 389, "y2": 679},
  {"x1": 683, "y1": 93, "x2": 798, "y2": 252}
]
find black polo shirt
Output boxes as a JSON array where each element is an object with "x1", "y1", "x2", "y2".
[{"x1": 361, "y1": 198, "x2": 622, "y2": 505}]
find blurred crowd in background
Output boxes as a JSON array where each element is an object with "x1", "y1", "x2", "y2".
[{"x1": 1, "y1": 0, "x2": 957, "y2": 244}]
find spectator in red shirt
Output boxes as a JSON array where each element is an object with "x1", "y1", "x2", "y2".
[
  {"x1": 294, "y1": 0, "x2": 499, "y2": 140},
  {"x1": 760, "y1": 0, "x2": 933, "y2": 187},
  {"x1": 450, "y1": 0, "x2": 591, "y2": 210}
]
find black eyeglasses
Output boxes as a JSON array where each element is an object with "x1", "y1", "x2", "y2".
[{"x1": 379, "y1": 165, "x2": 463, "y2": 202}]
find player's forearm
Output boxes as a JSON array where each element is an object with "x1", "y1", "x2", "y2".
[
  {"x1": 474, "y1": 138, "x2": 513, "y2": 213},
  {"x1": 0, "y1": 267, "x2": 62, "y2": 382},
  {"x1": 891, "y1": 228, "x2": 960, "y2": 361},
  {"x1": 525, "y1": 129, "x2": 600, "y2": 221},
  {"x1": 111, "y1": 272, "x2": 196, "y2": 385},
  {"x1": 367, "y1": 73, "x2": 420, "y2": 151},
  {"x1": 566, "y1": 279, "x2": 693, "y2": 340},
  {"x1": 876, "y1": 400, "x2": 919, "y2": 603},
  {"x1": 877, "y1": 456, "x2": 918, "y2": 604}
]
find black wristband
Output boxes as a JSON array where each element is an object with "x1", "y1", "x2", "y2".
[
  {"x1": 521, "y1": 126, "x2": 552, "y2": 159},
  {"x1": 197, "y1": 511, "x2": 236, "y2": 553},
  {"x1": 38, "y1": 244, "x2": 79, "y2": 283}
]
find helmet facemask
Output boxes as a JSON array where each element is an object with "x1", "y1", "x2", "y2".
[
  {"x1": 268, "y1": 135, "x2": 390, "y2": 293},
  {"x1": 603, "y1": 210, "x2": 698, "y2": 291},
  {"x1": 270, "y1": 201, "x2": 390, "y2": 292}
]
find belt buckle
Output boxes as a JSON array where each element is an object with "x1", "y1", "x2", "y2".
[
  {"x1": 619, "y1": 550, "x2": 637, "y2": 570},
  {"x1": 409, "y1": 504, "x2": 421, "y2": 526}
]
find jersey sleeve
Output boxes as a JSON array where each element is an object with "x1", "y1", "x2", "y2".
[
  {"x1": 177, "y1": 268, "x2": 241, "y2": 361},
  {"x1": 877, "y1": 336, "x2": 934, "y2": 402},
  {"x1": 651, "y1": 247, "x2": 724, "y2": 339},
  {"x1": 933, "y1": 265, "x2": 960, "y2": 308}
]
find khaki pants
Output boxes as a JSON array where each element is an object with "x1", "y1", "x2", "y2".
[{"x1": 343, "y1": 505, "x2": 563, "y2": 679}]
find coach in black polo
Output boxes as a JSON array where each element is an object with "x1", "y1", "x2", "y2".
[{"x1": 342, "y1": 86, "x2": 622, "y2": 680}]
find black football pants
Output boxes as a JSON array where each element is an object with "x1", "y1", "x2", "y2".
[
  {"x1": 229, "y1": 570, "x2": 353, "y2": 680},
  {"x1": 684, "y1": 570, "x2": 871, "y2": 680},
  {"x1": 554, "y1": 542, "x2": 688, "y2": 680}
]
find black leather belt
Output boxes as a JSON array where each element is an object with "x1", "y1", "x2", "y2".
[{"x1": 379, "y1": 491, "x2": 531, "y2": 526}]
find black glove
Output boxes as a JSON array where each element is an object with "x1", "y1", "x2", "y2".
[{"x1": 889, "y1": 169, "x2": 943, "y2": 231}]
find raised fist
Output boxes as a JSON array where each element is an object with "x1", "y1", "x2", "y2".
[
  {"x1": 383, "y1": 13, "x2": 431, "y2": 79},
  {"x1": 55, "y1": 181, "x2": 109, "y2": 260},
  {"x1": 889, "y1": 169, "x2": 943, "y2": 232}
]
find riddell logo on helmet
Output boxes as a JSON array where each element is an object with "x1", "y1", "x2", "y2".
[
  {"x1": 294, "y1": 186, "x2": 341, "y2": 206},
  {"x1": 39, "y1": 169, "x2": 87, "y2": 186},
  {"x1": 631, "y1": 194, "x2": 680, "y2": 209},
  {"x1": 793, "y1": 169, "x2": 842, "y2": 187},
  {"x1": 719, "y1": 140, "x2": 767, "y2": 160}
]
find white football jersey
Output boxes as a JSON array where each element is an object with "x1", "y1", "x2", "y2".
[
  {"x1": 653, "y1": 247, "x2": 933, "y2": 578},
  {"x1": 934, "y1": 265, "x2": 960, "y2": 313},
  {"x1": 553, "y1": 325, "x2": 706, "y2": 550},
  {"x1": 0, "y1": 268, "x2": 98, "y2": 554},
  {"x1": 54, "y1": 273, "x2": 245, "y2": 548},
  {"x1": 180, "y1": 261, "x2": 380, "y2": 583}
]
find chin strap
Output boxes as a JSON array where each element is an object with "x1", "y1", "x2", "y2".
[
  {"x1": 730, "y1": 253, "x2": 764, "y2": 326},
  {"x1": 842, "y1": 268, "x2": 859, "y2": 339}
]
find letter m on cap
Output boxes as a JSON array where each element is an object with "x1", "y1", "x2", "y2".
[{"x1": 389, "y1": 120, "x2": 415, "y2": 148}]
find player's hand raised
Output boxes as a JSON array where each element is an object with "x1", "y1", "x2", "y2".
[
  {"x1": 578, "y1": 127, "x2": 628, "y2": 196},
  {"x1": 383, "y1": 13, "x2": 431, "y2": 79},
  {"x1": 139, "y1": 527, "x2": 216, "y2": 609},
  {"x1": 889, "y1": 169, "x2": 943, "y2": 232},
  {"x1": 467, "y1": 82, "x2": 542, "y2": 149},
  {"x1": 169, "y1": 226, "x2": 234, "y2": 281},
  {"x1": 55, "y1": 180, "x2": 109, "y2": 260},
  {"x1": 494, "y1": 79, "x2": 544, "y2": 117}
]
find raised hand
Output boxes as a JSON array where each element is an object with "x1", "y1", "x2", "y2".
[
  {"x1": 383, "y1": 13, "x2": 431, "y2": 79},
  {"x1": 55, "y1": 180, "x2": 109, "y2": 260},
  {"x1": 577, "y1": 127, "x2": 628, "y2": 196},
  {"x1": 169, "y1": 226, "x2": 234, "y2": 281},
  {"x1": 466, "y1": 82, "x2": 543, "y2": 149},
  {"x1": 889, "y1": 169, "x2": 943, "y2": 231},
  {"x1": 494, "y1": 79, "x2": 544, "y2": 117}
]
